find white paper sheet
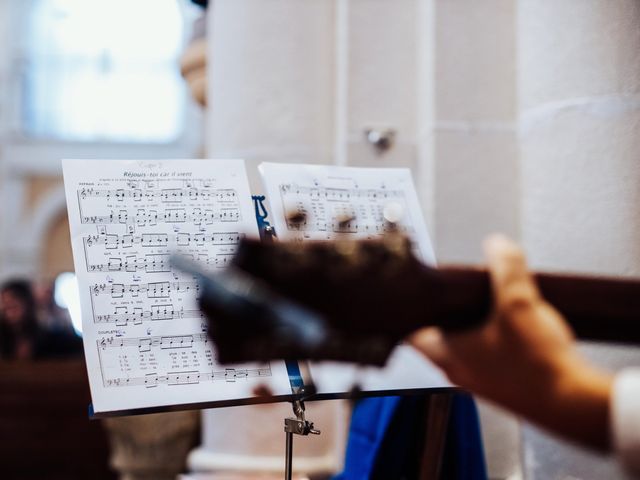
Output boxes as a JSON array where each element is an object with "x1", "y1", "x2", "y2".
[
  {"x1": 63, "y1": 159, "x2": 292, "y2": 415},
  {"x1": 259, "y1": 162, "x2": 450, "y2": 395},
  {"x1": 259, "y1": 162, "x2": 435, "y2": 260}
]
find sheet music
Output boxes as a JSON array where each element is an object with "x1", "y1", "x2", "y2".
[
  {"x1": 259, "y1": 162, "x2": 434, "y2": 261},
  {"x1": 259, "y1": 162, "x2": 450, "y2": 395},
  {"x1": 63, "y1": 159, "x2": 292, "y2": 415}
]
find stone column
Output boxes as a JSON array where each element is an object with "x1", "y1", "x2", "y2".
[
  {"x1": 105, "y1": 411, "x2": 199, "y2": 480},
  {"x1": 432, "y1": 0, "x2": 520, "y2": 264},
  {"x1": 197, "y1": 1, "x2": 348, "y2": 475},
  {"x1": 206, "y1": 0, "x2": 337, "y2": 192},
  {"x1": 518, "y1": 0, "x2": 640, "y2": 275},
  {"x1": 431, "y1": 2, "x2": 523, "y2": 478},
  {"x1": 517, "y1": 2, "x2": 640, "y2": 478}
]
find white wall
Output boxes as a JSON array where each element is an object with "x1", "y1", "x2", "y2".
[
  {"x1": 207, "y1": 0, "x2": 337, "y2": 195},
  {"x1": 203, "y1": 0, "x2": 640, "y2": 478},
  {"x1": 519, "y1": 0, "x2": 640, "y2": 276},
  {"x1": 432, "y1": 3, "x2": 522, "y2": 478},
  {"x1": 518, "y1": 2, "x2": 640, "y2": 479},
  {"x1": 433, "y1": 0, "x2": 520, "y2": 263},
  {"x1": 204, "y1": 1, "x2": 523, "y2": 478}
]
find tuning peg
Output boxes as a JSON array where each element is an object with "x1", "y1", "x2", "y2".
[
  {"x1": 383, "y1": 202, "x2": 404, "y2": 225},
  {"x1": 286, "y1": 210, "x2": 307, "y2": 226},
  {"x1": 336, "y1": 213, "x2": 356, "y2": 232}
]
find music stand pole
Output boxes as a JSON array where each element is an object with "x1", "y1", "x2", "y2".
[{"x1": 283, "y1": 398, "x2": 320, "y2": 480}]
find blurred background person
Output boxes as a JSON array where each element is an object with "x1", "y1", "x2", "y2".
[
  {"x1": 0, "y1": 278, "x2": 82, "y2": 360},
  {"x1": 33, "y1": 278, "x2": 83, "y2": 358},
  {"x1": 0, "y1": 279, "x2": 40, "y2": 360}
]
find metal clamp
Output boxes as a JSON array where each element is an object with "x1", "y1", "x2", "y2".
[
  {"x1": 252, "y1": 195, "x2": 277, "y2": 242},
  {"x1": 284, "y1": 399, "x2": 320, "y2": 479},
  {"x1": 285, "y1": 399, "x2": 321, "y2": 436}
]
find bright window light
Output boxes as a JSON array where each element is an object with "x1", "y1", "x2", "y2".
[
  {"x1": 23, "y1": 0, "x2": 185, "y2": 142},
  {"x1": 54, "y1": 272, "x2": 82, "y2": 336}
]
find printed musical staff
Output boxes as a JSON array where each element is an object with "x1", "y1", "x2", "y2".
[
  {"x1": 94, "y1": 305, "x2": 203, "y2": 325},
  {"x1": 86, "y1": 253, "x2": 171, "y2": 273},
  {"x1": 79, "y1": 187, "x2": 238, "y2": 203},
  {"x1": 90, "y1": 281, "x2": 200, "y2": 299},
  {"x1": 280, "y1": 184, "x2": 404, "y2": 201},
  {"x1": 97, "y1": 333, "x2": 273, "y2": 388},
  {"x1": 86, "y1": 253, "x2": 233, "y2": 273},
  {"x1": 98, "y1": 333, "x2": 209, "y2": 349},
  {"x1": 80, "y1": 207, "x2": 241, "y2": 225},
  {"x1": 103, "y1": 367, "x2": 273, "y2": 388},
  {"x1": 84, "y1": 232, "x2": 243, "y2": 249}
]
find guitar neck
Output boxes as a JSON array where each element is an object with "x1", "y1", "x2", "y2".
[{"x1": 437, "y1": 268, "x2": 640, "y2": 344}]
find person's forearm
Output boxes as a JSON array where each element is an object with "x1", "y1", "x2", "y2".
[
  {"x1": 412, "y1": 235, "x2": 616, "y2": 454},
  {"x1": 509, "y1": 357, "x2": 613, "y2": 451}
]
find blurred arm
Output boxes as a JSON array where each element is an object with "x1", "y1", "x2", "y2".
[{"x1": 410, "y1": 235, "x2": 613, "y2": 452}]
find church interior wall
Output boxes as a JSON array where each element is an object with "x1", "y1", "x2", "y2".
[{"x1": 0, "y1": 1, "x2": 638, "y2": 479}]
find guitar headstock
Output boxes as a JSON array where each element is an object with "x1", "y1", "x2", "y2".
[{"x1": 182, "y1": 235, "x2": 455, "y2": 366}]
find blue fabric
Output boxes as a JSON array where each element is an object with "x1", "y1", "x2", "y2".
[
  {"x1": 334, "y1": 394, "x2": 487, "y2": 480},
  {"x1": 440, "y1": 394, "x2": 488, "y2": 480},
  {"x1": 334, "y1": 396, "x2": 403, "y2": 480}
]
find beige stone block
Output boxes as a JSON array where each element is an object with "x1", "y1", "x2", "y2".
[
  {"x1": 518, "y1": 0, "x2": 640, "y2": 110},
  {"x1": 192, "y1": 401, "x2": 347, "y2": 475},
  {"x1": 522, "y1": 342, "x2": 640, "y2": 480},
  {"x1": 348, "y1": 0, "x2": 419, "y2": 136},
  {"x1": 520, "y1": 105, "x2": 640, "y2": 275},
  {"x1": 476, "y1": 401, "x2": 523, "y2": 480},
  {"x1": 24, "y1": 176, "x2": 62, "y2": 213},
  {"x1": 433, "y1": 128, "x2": 519, "y2": 263},
  {"x1": 346, "y1": 138, "x2": 417, "y2": 170},
  {"x1": 435, "y1": 0, "x2": 516, "y2": 122},
  {"x1": 208, "y1": 0, "x2": 336, "y2": 159},
  {"x1": 42, "y1": 211, "x2": 73, "y2": 278}
]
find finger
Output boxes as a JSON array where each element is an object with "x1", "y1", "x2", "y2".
[
  {"x1": 408, "y1": 327, "x2": 452, "y2": 371},
  {"x1": 483, "y1": 234, "x2": 541, "y2": 320}
]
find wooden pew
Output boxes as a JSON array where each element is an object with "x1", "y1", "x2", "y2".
[{"x1": 0, "y1": 360, "x2": 115, "y2": 480}]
